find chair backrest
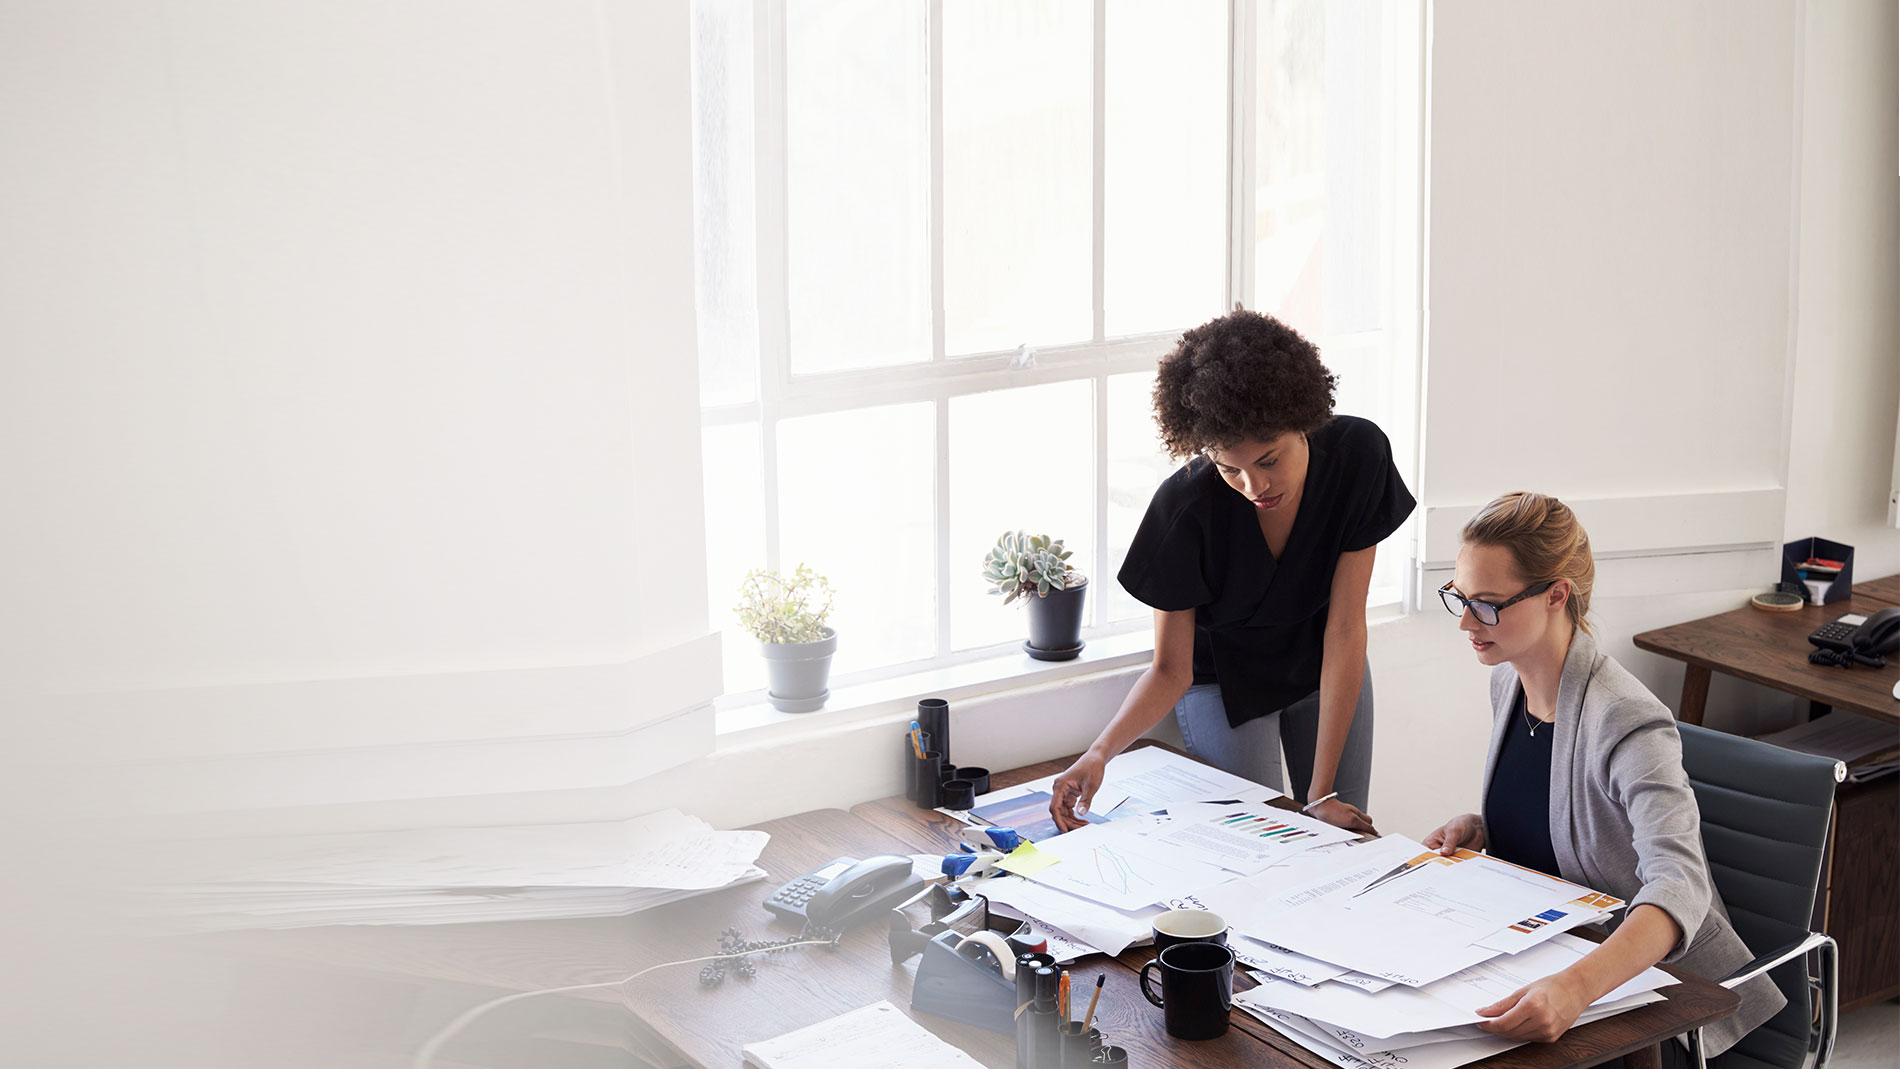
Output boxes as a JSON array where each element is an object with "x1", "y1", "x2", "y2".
[{"x1": 1676, "y1": 721, "x2": 1839, "y2": 1069}]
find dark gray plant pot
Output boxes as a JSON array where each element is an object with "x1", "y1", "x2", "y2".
[
  {"x1": 1026, "y1": 581, "x2": 1087, "y2": 659},
  {"x1": 761, "y1": 627, "x2": 836, "y2": 713}
]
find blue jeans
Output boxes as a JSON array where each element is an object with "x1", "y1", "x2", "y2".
[{"x1": 1172, "y1": 659, "x2": 1375, "y2": 810}]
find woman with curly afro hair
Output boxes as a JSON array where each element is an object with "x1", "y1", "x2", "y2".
[{"x1": 1050, "y1": 309, "x2": 1414, "y2": 833}]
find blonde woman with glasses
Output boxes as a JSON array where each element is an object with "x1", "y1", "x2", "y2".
[{"x1": 1424, "y1": 492, "x2": 1782, "y2": 1062}]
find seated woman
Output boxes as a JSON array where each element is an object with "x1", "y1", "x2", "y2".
[{"x1": 1424, "y1": 492, "x2": 1782, "y2": 1060}]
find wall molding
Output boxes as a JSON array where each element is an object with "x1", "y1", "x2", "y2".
[{"x1": 1419, "y1": 488, "x2": 1786, "y2": 569}]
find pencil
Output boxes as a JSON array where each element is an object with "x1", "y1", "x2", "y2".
[
  {"x1": 1081, "y1": 973, "x2": 1105, "y2": 1033},
  {"x1": 909, "y1": 721, "x2": 924, "y2": 758}
]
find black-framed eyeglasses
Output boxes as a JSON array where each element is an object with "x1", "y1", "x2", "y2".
[{"x1": 1438, "y1": 580, "x2": 1554, "y2": 626}]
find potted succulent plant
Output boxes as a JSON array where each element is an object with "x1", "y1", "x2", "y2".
[
  {"x1": 981, "y1": 530, "x2": 1088, "y2": 661},
  {"x1": 735, "y1": 564, "x2": 837, "y2": 712}
]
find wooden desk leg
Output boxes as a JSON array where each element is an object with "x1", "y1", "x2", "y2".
[
  {"x1": 1624, "y1": 1042, "x2": 1662, "y2": 1069},
  {"x1": 1677, "y1": 666, "x2": 1711, "y2": 726}
]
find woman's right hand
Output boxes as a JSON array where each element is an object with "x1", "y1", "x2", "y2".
[
  {"x1": 1422, "y1": 813, "x2": 1485, "y2": 856},
  {"x1": 1049, "y1": 752, "x2": 1108, "y2": 833}
]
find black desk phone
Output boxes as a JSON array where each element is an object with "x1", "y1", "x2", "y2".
[
  {"x1": 764, "y1": 854, "x2": 926, "y2": 930},
  {"x1": 1808, "y1": 607, "x2": 1900, "y2": 657}
]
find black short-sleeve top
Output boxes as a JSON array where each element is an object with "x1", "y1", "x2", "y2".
[{"x1": 1116, "y1": 415, "x2": 1415, "y2": 728}]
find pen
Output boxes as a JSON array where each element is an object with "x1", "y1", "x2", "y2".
[
  {"x1": 1081, "y1": 973, "x2": 1105, "y2": 1033},
  {"x1": 1059, "y1": 970, "x2": 1070, "y2": 1022},
  {"x1": 909, "y1": 721, "x2": 924, "y2": 759},
  {"x1": 1300, "y1": 791, "x2": 1338, "y2": 813}
]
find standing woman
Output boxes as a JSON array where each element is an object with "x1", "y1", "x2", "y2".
[
  {"x1": 1424, "y1": 493, "x2": 1782, "y2": 1058},
  {"x1": 1049, "y1": 309, "x2": 1413, "y2": 833}
]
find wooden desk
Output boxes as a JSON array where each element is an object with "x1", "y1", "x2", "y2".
[
  {"x1": 1632, "y1": 573, "x2": 1900, "y2": 727},
  {"x1": 1632, "y1": 574, "x2": 1900, "y2": 1012},
  {"x1": 199, "y1": 745, "x2": 1737, "y2": 1068},
  {"x1": 856, "y1": 741, "x2": 1738, "y2": 1069}
]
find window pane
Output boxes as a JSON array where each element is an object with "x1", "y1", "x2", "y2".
[
  {"x1": 691, "y1": 0, "x2": 760, "y2": 407},
  {"x1": 943, "y1": 0, "x2": 1092, "y2": 355},
  {"x1": 1254, "y1": 0, "x2": 1387, "y2": 338},
  {"x1": 949, "y1": 381, "x2": 1094, "y2": 651},
  {"x1": 779, "y1": 403, "x2": 936, "y2": 671},
  {"x1": 786, "y1": 0, "x2": 930, "y2": 374},
  {"x1": 1326, "y1": 331, "x2": 1410, "y2": 608},
  {"x1": 702, "y1": 422, "x2": 767, "y2": 695},
  {"x1": 1106, "y1": 372, "x2": 1178, "y2": 622},
  {"x1": 1104, "y1": 0, "x2": 1227, "y2": 337}
]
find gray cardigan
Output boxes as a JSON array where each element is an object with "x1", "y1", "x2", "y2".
[{"x1": 1479, "y1": 629, "x2": 1784, "y2": 1056}]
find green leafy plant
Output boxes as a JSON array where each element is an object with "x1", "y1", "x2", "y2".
[
  {"x1": 981, "y1": 531, "x2": 1086, "y2": 605},
  {"x1": 735, "y1": 564, "x2": 835, "y2": 644}
]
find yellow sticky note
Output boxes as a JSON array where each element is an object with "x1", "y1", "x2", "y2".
[{"x1": 996, "y1": 842, "x2": 1060, "y2": 877}]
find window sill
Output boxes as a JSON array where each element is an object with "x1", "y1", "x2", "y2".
[
  {"x1": 713, "y1": 600, "x2": 1412, "y2": 747},
  {"x1": 714, "y1": 629, "x2": 1157, "y2": 745}
]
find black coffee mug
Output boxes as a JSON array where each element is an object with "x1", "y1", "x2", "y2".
[
  {"x1": 1151, "y1": 908, "x2": 1229, "y2": 955},
  {"x1": 1139, "y1": 941, "x2": 1234, "y2": 1040}
]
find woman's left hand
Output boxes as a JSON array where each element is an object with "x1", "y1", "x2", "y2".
[
  {"x1": 1307, "y1": 797, "x2": 1376, "y2": 835},
  {"x1": 1474, "y1": 972, "x2": 1592, "y2": 1043}
]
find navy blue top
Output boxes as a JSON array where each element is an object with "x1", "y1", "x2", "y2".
[
  {"x1": 1116, "y1": 415, "x2": 1415, "y2": 728},
  {"x1": 1484, "y1": 688, "x2": 1562, "y2": 879}
]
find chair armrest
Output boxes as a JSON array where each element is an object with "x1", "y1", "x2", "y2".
[{"x1": 1716, "y1": 931, "x2": 1832, "y2": 990}]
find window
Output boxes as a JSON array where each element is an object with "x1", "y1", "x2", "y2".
[{"x1": 693, "y1": 0, "x2": 1421, "y2": 700}]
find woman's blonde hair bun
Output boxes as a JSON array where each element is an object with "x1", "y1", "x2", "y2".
[{"x1": 1460, "y1": 491, "x2": 1595, "y2": 635}]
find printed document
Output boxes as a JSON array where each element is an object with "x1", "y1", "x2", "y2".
[
  {"x1": 1248, "y1": 847, "x2": 1594, "y2": 986},
  {"x1": 741, "y1": 1000, "x2": 983, "y2": 1068}
]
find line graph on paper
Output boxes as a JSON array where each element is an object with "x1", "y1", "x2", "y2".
[{"x1": 1092, "y1": 845, "x2": 1153, "y2": 896}]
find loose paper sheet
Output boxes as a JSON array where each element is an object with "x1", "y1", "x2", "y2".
[{"x1": 741, "y1": 1000, "x2": 984, "y2": 1069}]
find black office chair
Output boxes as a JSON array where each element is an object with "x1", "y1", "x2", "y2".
[{"x1": 1675, "y1": 721, "x2": 1843, "y2": 1069}]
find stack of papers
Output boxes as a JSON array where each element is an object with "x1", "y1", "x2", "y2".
[
  {"x1": 1213, "y1": 836, "x2": 1670, "y2": 1067},
  {"x1": 143, "y1": 809, "x2": 768, "y2": 930},
  {"x1": 946, "y1": 749, "x2": 1668, "y2": 1067},
  {"x1": 952, "y1": 746, "x2": 1319, "y2": 956}
]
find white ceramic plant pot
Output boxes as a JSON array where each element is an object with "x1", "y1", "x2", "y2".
[{"x1": 760, "y1": 627, "x2": 837, "y2": 713}]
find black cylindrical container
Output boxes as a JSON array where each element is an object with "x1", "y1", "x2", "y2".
[
  {"x1": 917, "y1": 697, "x2": 950, "y2": 766},
  {"x1": 941, "y1": 778, "x2": 976, "y2": 811},
  {"x1": 1017, "y1": 966, "x2": 1061, "y2": 1069},
  {"x1": 1057, "y1": 1023, "x2": 1101, "y2": 1069},
  {"x1": 914, "y1": 751, "x2": 944, "y2": 809}
]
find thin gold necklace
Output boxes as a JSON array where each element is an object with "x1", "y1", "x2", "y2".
[{"x1": 1521, "y1": 698, "x2": 1546, "y2": 737}]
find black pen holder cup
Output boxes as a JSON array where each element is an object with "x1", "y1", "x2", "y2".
[
  {"x1": 1058, "y1": 1023, "x2": 1102, "y2": 1068},
  {"x1": 1780, "y1": 537, "x2": 1855, "y2": 605},
  {"x1": 939, "y1": 763, "x2": 959, "y2": 785},
  {"x1": 941, "y1": 778, "x2": 977, "y2": 811},
  {"x1": 914, "y1": 752, "x2": 944, "y2": 809},
  {"x1": 918, "y1": 697, "x2": 951, "y2": 765},
  {"x1": 958, "y1": 766, "x2": 991, "y2": 796},
  {"x1": 902, "y1": 731, "x2": 932, "y2": 800},
  {"x1": 1091, "y1": 1045, "x2": 1129, "y2": 1066}
]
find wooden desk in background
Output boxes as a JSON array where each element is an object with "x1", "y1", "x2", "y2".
[{"x1": 1633, "y1": 573, "x2": 1900, "y2": 1012}]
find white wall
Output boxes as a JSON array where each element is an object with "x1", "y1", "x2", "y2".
[
  {"x1": 1783, "y1": 0, "x2": 1900, "y2": 576},
  {"x1": 0, "y1": 2, "x2": 717, "y2": 810}
]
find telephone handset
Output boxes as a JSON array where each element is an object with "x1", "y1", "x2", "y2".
[
  {"x1": 1808, "y1": 606, "x2": 1900, "y2": 657},
  {"x1": 764, "y1": 854, "x2": 926, "y2": 930}
]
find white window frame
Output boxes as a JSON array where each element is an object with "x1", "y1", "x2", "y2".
[{"x1": 702, "y1": 0, "x2": 1423, "y2": 716}]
